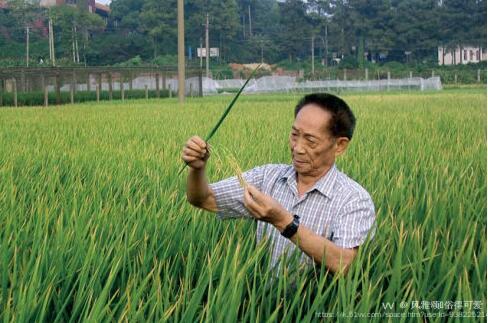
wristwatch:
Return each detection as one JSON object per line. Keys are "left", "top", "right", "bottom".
{"left": 281, "top": 214, "right": 300, "bottom": 239}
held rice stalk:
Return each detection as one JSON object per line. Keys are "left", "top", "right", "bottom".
{"left": 178, "top": 64, "right": 261, "bottom": 175}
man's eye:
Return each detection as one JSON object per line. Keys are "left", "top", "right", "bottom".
{"left": 307, "top": 139, "right": 317, "bottom": 146}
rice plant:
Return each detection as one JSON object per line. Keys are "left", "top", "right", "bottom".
{"left": 0, "top": 89, "right": 486, "bottom": 321}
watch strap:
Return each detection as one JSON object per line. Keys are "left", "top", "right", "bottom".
{"left": 281, "top": 214, "right": 300, "bottom": 238}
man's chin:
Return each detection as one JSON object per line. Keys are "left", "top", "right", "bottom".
{"left": 292, "top": 161, "right": 310, "bottom": 172}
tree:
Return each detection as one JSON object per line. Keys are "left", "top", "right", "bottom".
{"left": 392, "top": 0, "right": 439, "bottom": 63}
{"left": 0, "top": 0, "right": 485, "bottom": 66}
{"left": 438, "top": 0, "right": 486, "bottom": 64}
{"left": 208, "top": 0, "right": 239, "bottom": 62}
{"left": 307, "top": 0, "right": 333, "bottom": 65}
{"left": 277, "top": 0, "right": 312, "bottom": 62}
{"left": 185, "top": 0, "right": 239, "bottom": 63}
{"left": 472, "top": 0, "right": 487, "bottom": 52}
{"left": 110, "top": 0, "right": 146, "bottom": 31}
{"left": 139, "top": 0, "right": 177, "bottom": 58}
{"left": 348, "top": 0, "right": 395, "bottom": 64}
{"left": 327, "top": 0, "right": 354, "bottom": 61}
{"left": 50, "top": 5, "right": 80, "bottom": 63}
{"left": 50, "top": 4, "right": 104, "bottom": 65}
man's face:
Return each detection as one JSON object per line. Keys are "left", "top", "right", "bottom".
{"left": 289, "top": 104, "right": 348, "bottom": 177}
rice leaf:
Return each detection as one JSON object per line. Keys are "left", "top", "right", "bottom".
{"left": 178, "top": 64, "right": 261, "bottom": 175}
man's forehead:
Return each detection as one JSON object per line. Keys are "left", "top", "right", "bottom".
{"left": 293, "top": 104, "right": 330, "bottom": 135}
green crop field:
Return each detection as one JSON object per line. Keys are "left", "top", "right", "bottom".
{"left": 0, "top": 89, "right": 486, "bottom": 321}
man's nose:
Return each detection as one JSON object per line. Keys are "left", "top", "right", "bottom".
{"left": 293, "top": 138, "right": 306, "bottom": 154}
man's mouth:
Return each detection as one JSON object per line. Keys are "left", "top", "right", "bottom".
{"left": 293, "top": 158, "right": 307, "bottom": 164}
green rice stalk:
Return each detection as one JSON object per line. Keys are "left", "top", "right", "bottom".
{"left": 178, "top": 64, "right": 262, "bottom": 175}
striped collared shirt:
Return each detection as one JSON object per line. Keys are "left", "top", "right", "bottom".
{"left": 208, "top": 163, "right": 376, "bottom": 267}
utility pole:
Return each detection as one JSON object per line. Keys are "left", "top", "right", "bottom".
{"left": 260, "top": 40, "right": 264, "bottom": 64}
{"left": 48, "top": 18, "right": 52, "bottom": 64}
{"left": 324, "top": 24, "right": 328, "bottom": 67}
{"left": 205, "top": 13, "right": 210, "bottom": 78}
{"left": 311, "top": 35, "right": 315, "bottom": 76}
{"left": 248, "top": 5, "right": 252, "bottom": 37}
{"left": 72, "top": 25, "right": 76, "bottom": 63}
{"left": 48, "top": 16, "right": 55, "bottom": 66}
{"left": 74, "top": 25, "right": 79, "bottom": 63}
{"left": 25, "top": 26, "right": 29, "bottom": 67}
{"left": 200, "top": 37, "right": 203, "bottom": 69}
{"left": 51, "top": 20, "right": 55, "bottom": 66}
{"left": 242, "top": 15, "right": 245, "bottom": 38}
{"left": 177, "top": 0, "right": 185, "bottom": 103}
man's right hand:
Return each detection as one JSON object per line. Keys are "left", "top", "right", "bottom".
{"left": 182, "top": 136, "right": 210, "bottom": 170}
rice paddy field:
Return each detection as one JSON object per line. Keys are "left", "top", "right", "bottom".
{"left": 0, "top": 89, "right": 486, "bottom": 321}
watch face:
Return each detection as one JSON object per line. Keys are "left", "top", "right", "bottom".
{"left": 282, "top": 217, "right": 299, "bottom": 238}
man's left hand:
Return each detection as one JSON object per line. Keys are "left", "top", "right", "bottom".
{"left": 243, "top": 184, "right": 293, "bottom": 231}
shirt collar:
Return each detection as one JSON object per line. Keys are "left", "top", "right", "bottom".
{"left": 280, "top": 164, "right": 338, "bottom": 199}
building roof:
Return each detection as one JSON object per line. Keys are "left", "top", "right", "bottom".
{"left": 95, "top": 2, "right": 110, "bottom": 13}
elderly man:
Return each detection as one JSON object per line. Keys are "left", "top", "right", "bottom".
{"left": 182, "top": 93, "right": 376, "bottom": 274}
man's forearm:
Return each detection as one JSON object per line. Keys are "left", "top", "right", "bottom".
{"left": 186, "top": 167, "right": 211, "bottom": 206}
{"left": 290, "top": 225, "right": 355, "bottom": 274}
{"left": 274, "top": 212, "right": 355, "bottom": 274}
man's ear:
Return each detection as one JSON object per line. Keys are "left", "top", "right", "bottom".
{"left": 334, "top": 137, "right": 350, "bottom": 157}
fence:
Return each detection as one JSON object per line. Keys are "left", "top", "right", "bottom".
{"left": 0, "top": 67, "right": 204, "bottom": 107}
{"left": 0, "top": 66, "right": 483, "bottom": 107}
{"left": 197, "top": 76, "right": 441, "bottom": 94}
{"left": 294, "top": 67, "right": 486, "bottom": 84}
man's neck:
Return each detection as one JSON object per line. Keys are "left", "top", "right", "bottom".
{"left": 296, "top": 164, "right": 333, "bottom": 193}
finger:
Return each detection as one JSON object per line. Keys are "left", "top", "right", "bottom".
{"left": 244, "top": 187, "right": 264, "bottom": 217}
{"left": 182, "top": 154, "right": 198, "bottom": 163}
{"left": 183, "top": 147, "right": 202, "bottom": 158}
{"left": 243, "top": 194, "right": 260, "bottom": 218}
{"left": 246, "top": 185, "right": 264, "bottom": 204}
{"left": 247, "top": 184, "right": 257, "bottom": 195}
{"left": 192, "top": 136, "right": 207, "bottom": 149}
{"left": 203, "top": 144, "right": 212, "bottom": 160}
{"left": 247, "top": 184, "right": 258, "bottom": 195}
{"left": 202, "top": 149, "right": 210, "bottom": 161}
{"left": 186, "top": 145, "right": 207, "bottom": 159}
{"left": 187, "top": 140, "right": 205, "bottom": 153}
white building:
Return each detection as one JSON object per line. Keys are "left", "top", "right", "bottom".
{"left": 438, "top": 46, "right": 486, "bottom": 65}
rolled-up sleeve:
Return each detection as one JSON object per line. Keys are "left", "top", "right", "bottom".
{"left": 208, "top": 165, "right": 267, "bottom": 220}
{"left": 330, "top": 194, "right": 376, "bottom": 249}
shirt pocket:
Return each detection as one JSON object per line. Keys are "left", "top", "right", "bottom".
{"left": 320, "top": 219, "right": 334, "bottom": 241}
{"left": 294, "top": 203, "right": 332, "bottom": 237}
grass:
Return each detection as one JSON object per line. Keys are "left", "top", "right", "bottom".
{"left": 0, "top": 90, "right": 486, "bottom": 321}
{"left": 0, "top": 89, "right": 173, "bottom": 107}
